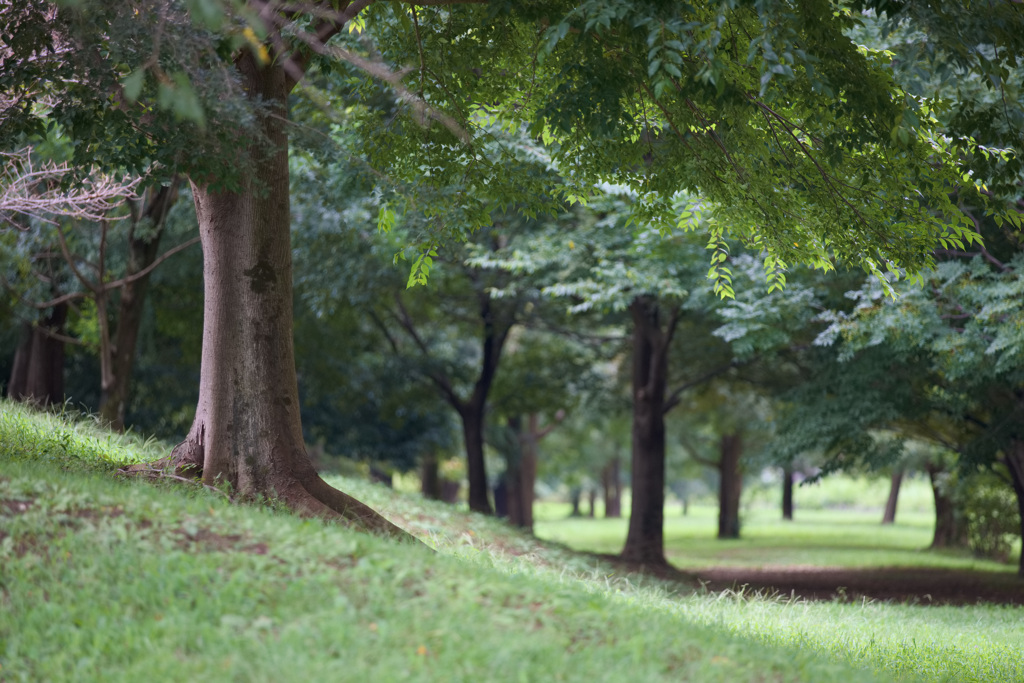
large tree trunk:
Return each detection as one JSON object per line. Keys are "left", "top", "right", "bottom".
{"left": 602, "top": 454, "right": 622, "bottom": 518}
{"left": 926, "top": 462, "right": 967, "bottom": 550}
{"left": 7, "top": 305, "right": 67, "bottom": 406}
{"left": 1003, "top": 440, "right": 1024, "bottom": 578}
{"left": 167, "top": 56, "right": 405, "bottom": 539}
{"left": 882, "top": 469, "right": 903, "bottom": 525}
{"left": 98, "top": 180, "right": 181, "bottom": 431}
{"left": 621, "top": 297, "right": 672, "bottom": 566}
{"left": 718, "top": 432, "right": 743, "bottom": 539}
{"left": 781, "top": 465, "right": 794, "bottom": 521}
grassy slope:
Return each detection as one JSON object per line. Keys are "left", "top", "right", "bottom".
{"left": 0, "top": 402, "right": 1020, "bottom": 683}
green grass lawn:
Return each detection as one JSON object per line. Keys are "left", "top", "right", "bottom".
{"left": 2, "top": 401, "right": 1022, "bottom": 682}
{"left": 536, "top": 504, "right": 1017, "bottom": 572}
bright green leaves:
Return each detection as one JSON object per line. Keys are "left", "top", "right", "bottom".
{"left": 706, "top": 231, "right": 733, "bottom": 300}
{"left": 763, "top": 254, "right": 787, "bottom": 294}
{"left": 407, "top": 246, "right": 437, "bottom": 288}
{"left": 377, "top": 205, "right": 397, "bottom": 234}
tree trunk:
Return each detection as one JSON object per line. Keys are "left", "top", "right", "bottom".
{"left": 601, "top": 454, "right": 622, "bottom": 518}
{"left": 882, "top": 469, "right": 903, "bottom": 525}
{"left": 7, "top": 305, "right": 67, "bottom": 406}
{"left": 718, "top": 432, "right": 743, "bottom": 539}
{"left": 421, "top": 454, "right": 442, "bottom": 500}
{"left": 926, "top": 462, "right": 967, "bottom": 550}
{"left": 569, "top": 487, "right": 582, "bottom": 517}
{"left": 99, "top": 179, "right": 181, "bottom": 431}
{"left": 517, "top": 413, "right": 541, "bottom": 532}
{"left": 587, "top": 488, "right": 596, "bottom": 518}
{"left": 1003, "top": 440, "right": 1024, "bottom": 578}
{"left": 167, "top": 56, "right": 405, "bottom": 539}
{"left": 7, "top": 321, "right": 33, "bottom": 401}
{"left": 458, "top": 399, "right": 493, "bottom": 514}
{"left": 621, "top": 297, "right": 671, "bottom": 566}
{"left": 781, "top": 465, "right": 794, "bottom": 521}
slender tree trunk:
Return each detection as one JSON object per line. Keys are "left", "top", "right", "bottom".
{"left": 166, "top": 56, "right": 404, "bottom": 539}
{"left": 621, "top": 297, "right": 671, "bottom": 566}
{"left": 1003, "top": 440, "right": 1024, "bottom": 578}
{"left": 8, "top": 305, "right": 67, "bottom": 406}
{"left": 926, "top": 462, "right": 967, "bottom": 549}
{"left": 602, "top": 454, "right": 622, "bottom": 518}
{"left": 781, "top": 465, "right": 794, "bottom": 521}
{"left": 420, "top": 454, "right": 442, "bottom": 500}
{"left": 460, "top": 401, "right": 492, "bottom": 514}
{"left": 501, "top": 415, "right": 523, "bottom": 524}
{"left": 99, "top": 180, "right": 181, "bottom": 431}
{"left": 569, "top": 487, "right": 582, "bottom": 517}
{"left": 882, "top": 469, "right": 903, "bottom": 525}
{"left": 518, "top": 413, "right": 541, "bottom": 532}
{"left": 718, "top": 432, "right": 743, "bottom": 539}
{"left": 587, "top": 488, "right": 596, "bottom": 518}
{"left": 7, "top": 321, "right": 33, "bottom": 401}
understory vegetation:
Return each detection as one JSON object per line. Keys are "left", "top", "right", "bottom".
{"left": 2, "top": 403, "right": 1021, "bottom": 683}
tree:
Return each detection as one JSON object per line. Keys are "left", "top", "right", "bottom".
{"left": 2, "top": 0, "right": 991, "bottom": 534}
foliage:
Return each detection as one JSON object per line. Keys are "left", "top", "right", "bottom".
{"left": 856, "top": 0, "right": 1024, "bottom": 201}
{"left": 962, "top": 469, "right": 1022, "bottom": 562}
{"left": 4, "top": 0, "right": 1002, "bottom": 290}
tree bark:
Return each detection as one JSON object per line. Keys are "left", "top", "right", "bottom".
{"left": 587, "top": 488, "right": 596, "bottom": 518}
{"left": 926, "top": 461, "right": 967, "bottom": 550}
{"left": 518, "top": 413, "right": 541, "bottom": 531}
{"left": 601, "top": 454, "right": 622, "bottom": 518}
{"left": 7, "top": 322, "right": 33, "bottom": 401}
{"left": 781, "top": 465, "right": 794, "bottom": 521}
{"left": 1003, "top": 440, "right": 1024, "bottom": 578}
{"left": 621, "top": 297, "right": 672, "bottom": 566}
{"left": 569, "top": 487, "right": 582, "bottom": 517}
{"left": 718, "top": 432, "right": 743, "bottom": 539}
{"left": 7, "top": 305, "right": 67, "bottom": 406}
{"left": 460, "top": 399, "right": 492, "bottom": 514}
{"left": 166, "top": 55, "right": 406, "bottom": 539}
{"left": 98, "top": 179, "right": 181, "bottom": 431}
{"left": 882, "top": 469, "right": 903, "bottom": 525}
{"left": 421, "top": 453, "right": 442, "bottom": 500}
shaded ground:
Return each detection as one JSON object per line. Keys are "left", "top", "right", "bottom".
{"left": 694, "top": 566, "right": 1024, "bottom": 606}
{"left": 593, "top": 552, "right": 1024, "bottom": 605}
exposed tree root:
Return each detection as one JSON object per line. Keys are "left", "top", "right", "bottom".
{"left": 126, "top": 452, "right": 419, "bottom": 544}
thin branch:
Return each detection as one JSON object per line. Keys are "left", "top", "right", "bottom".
{"left": 56, "top": 223, "right": 100, "bottom": 295}
{"left": 97, "top": 235, "right": 200, "bottom": 293}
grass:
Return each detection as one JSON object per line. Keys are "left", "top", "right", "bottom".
{"left": 536, "top": 504, "right": 1017, "bottom": 572}
{"left": 1, "top": 400, "right": 1022, "bottom": 682}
